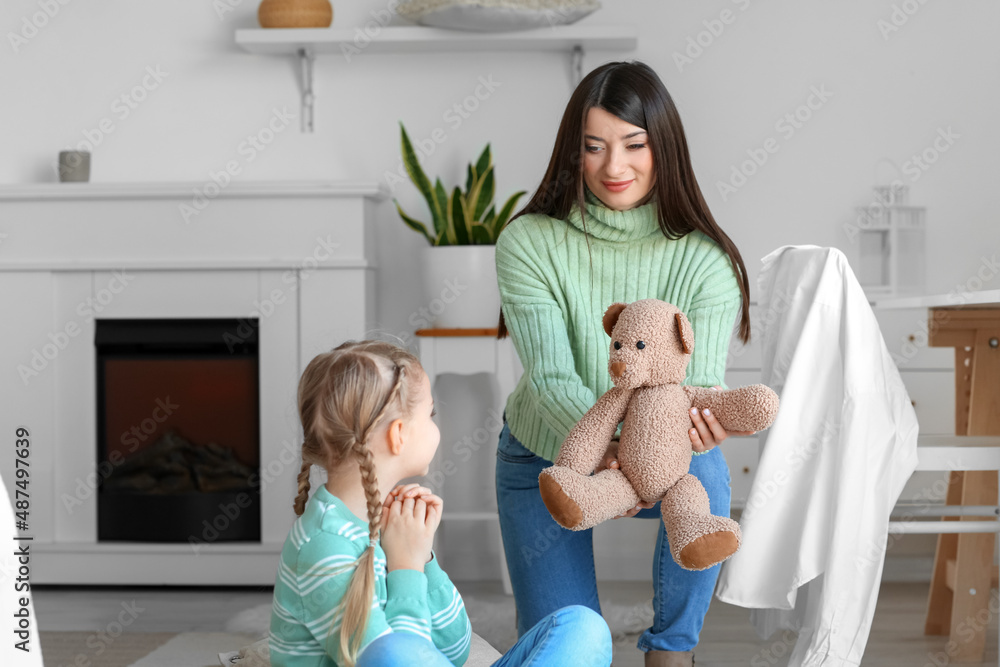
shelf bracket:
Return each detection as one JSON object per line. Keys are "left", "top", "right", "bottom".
{"left": 298, "top": 47, "right": 315, "bottom": 133}
{"left": 570, "top": 44, "right": 584, "bottom": 87}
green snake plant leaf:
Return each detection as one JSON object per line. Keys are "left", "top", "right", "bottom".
{"left": 396, "top": 125, "right": 521, "bottom": 245}
{"left": 470, "top": 223, "right": 493, "bottom": 245}
{"left": 464, "top": 164, "right": 489, "bottom": 225}
{"left": 465, "top": 163, "right": 476, "bottom": 195}
{"left": 433, "top": 178, "right": 449, "bottom": 243}
{"left": 482, "top": 204, "right": 497, "bottom": 238}
{"left": 492, "top": 190, "right": 527, "bottom": 239}
{"left": 474, "top": 143, "right": 491, "bottom": 182}
{"left": 440, "top": 192, "right": 457, "bottom": 246}
{"left": 393, "top": 200, "right": 435, "bottom": 245}
{"left": 471, "top": 166, "right": 495, "bottom": 222}
{"left": 449, "top": 186, "right": 471, "bottom": 246}
{"left": 400, "top": 123, "right": 445, "bottom": 233}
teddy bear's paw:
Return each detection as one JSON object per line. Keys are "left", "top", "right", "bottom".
{"left": 539, "top": 469, "right": 585, "bottom": 529}
{"left": 677, "top": 529, "right": 740, "bottom": 571}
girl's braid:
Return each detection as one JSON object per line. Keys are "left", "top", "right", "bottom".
{"left": 293, "top": 460, "right": 312, "bottom": 516}
{"left": 354, "top": 364, "right": 406, "bottom": 542}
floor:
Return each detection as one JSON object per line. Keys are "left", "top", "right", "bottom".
{"left": 34, "top": 581, "right": 998, "bottom": 666}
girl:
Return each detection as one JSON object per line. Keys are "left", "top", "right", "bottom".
{"left": 270, "top": 339, "right": 613, "bottom": 667}
{"left": 494, "top": 61, "right": 754, "bottom": 667}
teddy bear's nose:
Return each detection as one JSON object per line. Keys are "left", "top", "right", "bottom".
{"left": 610, "top": 361, "right": 627, "bottom": 378}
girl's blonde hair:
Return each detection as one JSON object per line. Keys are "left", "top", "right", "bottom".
{"left": 294, "top": 339, "right": 423, "bottom": 667}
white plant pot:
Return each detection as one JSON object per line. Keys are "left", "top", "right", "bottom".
{"left": 418, "top": 245, "right": 500, "bottom": 329}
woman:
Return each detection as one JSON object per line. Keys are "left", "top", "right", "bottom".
{"left": 493, "top": 60, "right": 753, "bottom": 667}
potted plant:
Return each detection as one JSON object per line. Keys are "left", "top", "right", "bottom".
{"left": 394, "top": 122, "right": 525, "bottom": 328}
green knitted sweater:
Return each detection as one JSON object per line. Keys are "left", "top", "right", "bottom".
{"left": 495, "top": 189, "right": 741, "bottom": 462}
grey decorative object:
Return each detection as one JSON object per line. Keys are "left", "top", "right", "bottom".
{"left": 397, "top": 0, "right": 601, "bottom": 31}
{"left": 58, "top": 150, "right": 90, "bottom": 182}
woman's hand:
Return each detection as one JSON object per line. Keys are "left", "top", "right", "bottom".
{"left": 613, "top": 499, "right": 656, "bottom": 519}
{"left": 380, "top": 485, "right": 442, "bottom": 572}
{"left": 689, "top": 386, "right": 755, "bottom": 453}
{"left": 595, "top": 439, "right": 656, "bottom": 519}
{"left": 594, "top": 438, "right": 620, "bottom": 473}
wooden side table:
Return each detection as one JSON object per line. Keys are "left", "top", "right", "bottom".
{"left": 877, "top": 290, "right": 1000, "bottom": 661}
{"left": 415, "top": 328, "right": 521, "bottom": 595}
{"left": 924, "top": 303, "right": 1000, "bottom": 661}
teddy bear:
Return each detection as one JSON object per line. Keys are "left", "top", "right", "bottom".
{"left": 538, "top": 299, "right": 780, "bottom": 571}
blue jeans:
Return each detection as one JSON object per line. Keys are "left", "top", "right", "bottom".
{"left": 357, "top": 605, "right": 611, "bottom": 667}
{"left": 495, "top": 419, "right": 732, "bottom": 653}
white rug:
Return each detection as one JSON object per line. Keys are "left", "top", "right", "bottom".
{"left": 128, "top": 632, "right": 258, "bottom": 667}
{"left": 225, "top": 604, "right": 273, "bottom": 639}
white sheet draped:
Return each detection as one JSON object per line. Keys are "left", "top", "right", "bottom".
{"left": 715, "top": 245, "right": 919, "bottom": 666}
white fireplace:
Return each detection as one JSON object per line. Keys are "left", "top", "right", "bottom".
{"left": 0, "top": 181, "right": 385, "bottom": 585}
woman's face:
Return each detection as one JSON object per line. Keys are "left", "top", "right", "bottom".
{"left": 582, "top": 107, "right": 655, "bottom": 211}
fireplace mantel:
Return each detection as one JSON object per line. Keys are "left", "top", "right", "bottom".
{"left": 0, "top": 181, "right": 386, "bottom": 584}
{"left": 0, "top": 180, "right": 385, "bottom": 200}
{"left": 0, "top": 180, "right": 387, "bottom": 271}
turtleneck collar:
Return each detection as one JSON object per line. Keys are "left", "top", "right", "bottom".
{"left": 565, "top": 187, "right": 662, "bottom": 243}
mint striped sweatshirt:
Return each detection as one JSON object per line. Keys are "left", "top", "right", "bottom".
{"left": 495, "top": 188, "right": 741, "bottom": 462}
{"left": 269, "top": 485, "right": 472, "bottom": 666}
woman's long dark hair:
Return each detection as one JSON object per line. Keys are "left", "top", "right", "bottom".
{"left": 496, "top": 60, "right": 752, "bottom": 344}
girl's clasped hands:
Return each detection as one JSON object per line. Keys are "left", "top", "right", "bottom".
{"left": 379, "top": 483, "right": 442, "bottom": 572}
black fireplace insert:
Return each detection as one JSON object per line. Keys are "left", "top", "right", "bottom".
{"left": 95, "top": 318, "right": 261, "bottom": 543}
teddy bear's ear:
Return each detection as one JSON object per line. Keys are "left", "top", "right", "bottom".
{"left": 675, "top": 312, "right": 694, "bottom": 355}
{"left": 603, "top": 303, "right": 627, "bottom": 337}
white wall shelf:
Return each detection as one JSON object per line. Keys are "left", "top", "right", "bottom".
{"left": 234, "top": 25, "right": 638, "bottom": 132}
{"left": 234, "top": 25, "right": 637, "bottom": 55}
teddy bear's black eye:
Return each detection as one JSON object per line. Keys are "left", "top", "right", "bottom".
{"left": 636, "top": 341, "right": 645, "bottom": 350}
{"left": 614, "top": 341, "right": 621, "bottom": 350}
